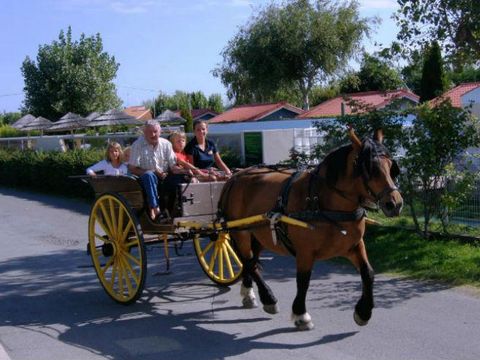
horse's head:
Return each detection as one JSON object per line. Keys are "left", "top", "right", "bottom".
{"left": 350, "top": 128, "right": 403, "bottom": 217}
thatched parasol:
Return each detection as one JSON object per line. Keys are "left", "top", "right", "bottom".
{"left": 155, "top": 109, "right": 186, "bottom": 124}
{"left": 21, "top": 116, "right": 53, "bottom": 134}
{"left": 48, "top": 112, "right": 89, "bottom": 133}
{"left": 87, "top": 109, "right": 142, "bottom": 127}
{"left": 11, "top": 114, "right": 36, "bottom": 130}
{"left": 86, "top": 111, "right": 100, "bottom": 121}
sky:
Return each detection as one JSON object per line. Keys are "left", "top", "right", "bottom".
{"left": 0, "top": 0, "right": 400, "bottom": 114}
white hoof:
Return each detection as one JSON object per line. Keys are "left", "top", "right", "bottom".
{"left": 240, "top": 285, "right": 258, "bottom": 309}
{"left": 263, "top": 303, "right": 279, "bottom": 314}
{"left": 291, "top": 312, "right": 314, "bottom": 331}
{"left": 353, "top": 311, "right": 369, "bottom": 326}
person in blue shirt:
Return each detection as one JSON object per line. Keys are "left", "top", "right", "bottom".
{"left": 185, "top": 120, "right": 232, "bottom": 180}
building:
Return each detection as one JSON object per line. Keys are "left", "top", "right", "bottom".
{"left": 173, "top": 109, "right": 219, "bottom": 122}
{"left": 429, "top": 82, "right": 480, "bottom": 118}
{"left": 208, "top": 102, "right": 304, "bottom": 124}
{"left": 297, "top": 89, "right": 419, "bottom": 118}
{"left": 123, "top": 106, "right": 153, "bottom": 120}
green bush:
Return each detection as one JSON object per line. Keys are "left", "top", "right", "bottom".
{"left": 0, "top": 148, "right": 103, "bottom": 199}
{"left": 0, "top": 125, "right": 22, "bottom": 138}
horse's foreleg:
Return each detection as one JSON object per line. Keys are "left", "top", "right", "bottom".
{"left": 347, "top": 239, "right": 374, "bottom": 326}
{"left": 291, "top": 270, "right": 314, "bottom": 330}
{"left": 291, "top": 253, "right": 314, "bottom": 330}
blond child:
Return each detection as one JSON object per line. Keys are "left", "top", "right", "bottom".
{"left": 169, "top": 131, "right": 215, "bottom": 182}
{"left": 86, "top": 142, "right": 128, "bottom": 176}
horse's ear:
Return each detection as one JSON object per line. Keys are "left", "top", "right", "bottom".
{"left": 374, "top": 128, "right": 384, "bottom": 143}
{"left": 348, "top": 125, "right": 362, "bottom": 150}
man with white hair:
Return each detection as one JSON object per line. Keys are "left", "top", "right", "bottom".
{"left": 128, "top": 120, "right": 177, "bottom": 221}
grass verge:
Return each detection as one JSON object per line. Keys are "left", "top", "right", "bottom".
{"left": 363, "top": 226, "right": 480, "bottom": 288}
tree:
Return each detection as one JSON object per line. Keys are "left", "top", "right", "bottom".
{"left": 394, "top": 0, "right": 480, "bottom": 64}
{"left": 446, "top": 64, "right": 480, "bottom": 85}
{"left": 0, "top": 111, "right": 21, "bottom": 126}
{"left": 190, "top": 91, "right": 208, "bottom": 109}
{"left": 399, "top": 100, "right": 479, "bottom": 236}
{"left": 339, "top": 53, "right": 404, "bottom": 93}
{"left": 213, "top": 0, "right": 373, "bottom": 109}
{"left": 419, "top": 42, "right": 448, "bottom": 103}
{"left": 208, "top": 94, "right": 224, "bottom": 113}
{"left": 21, "top": 27, "right": 121, "bottom": 119}
{"left": 400, "top": 49, "right": 425, "bottom": 96}
{"left": 181, "top": 108, "right": 193, "bottom": 133}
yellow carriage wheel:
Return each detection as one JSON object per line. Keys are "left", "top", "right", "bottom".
{"left": 193, "top": 232, "right": 243, "bottom": 286}
{"left": 88, "top": 193, "right": 146, "bottom": 305}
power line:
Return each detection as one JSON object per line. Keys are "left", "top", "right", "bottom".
{"left": 0, "top": 93, "right": 23, "bottom": 98}
{"left": 117, "top": 85, "right": 160, "bottom": 93}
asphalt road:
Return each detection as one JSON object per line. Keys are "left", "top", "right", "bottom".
{"left": 0, "top": 186, "right": 479, "bottom": 360}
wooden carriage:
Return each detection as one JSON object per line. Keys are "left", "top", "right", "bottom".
{"left": 82, "top": 175, "right": 243, "bottom": 304}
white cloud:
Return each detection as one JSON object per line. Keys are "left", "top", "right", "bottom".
{"left": 359, "top": 0, "right": 398, "bottom": 10}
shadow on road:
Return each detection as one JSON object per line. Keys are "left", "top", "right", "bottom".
{"left": 0, "top": 186, "right": 90, "bottom": 216}
{"left": 0, "top": 242, "right": 453, "bottom": 359}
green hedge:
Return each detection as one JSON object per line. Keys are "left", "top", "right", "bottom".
{"left": 0, "top": 149, "right": 103, "bottom": 200}
{"left": 0, "top": 147, "right": 242, "bottom": 200}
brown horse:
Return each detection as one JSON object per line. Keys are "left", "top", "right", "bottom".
{"left": 218, "top": 129, "right": 403, "bottom": 330}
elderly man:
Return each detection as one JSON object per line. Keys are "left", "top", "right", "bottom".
{"left": 129, "top": 120, "right": 177, "bottom": 221}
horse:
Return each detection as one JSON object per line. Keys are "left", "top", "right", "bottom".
{"left": 218, "top": 128, "right": 403, "bottom": 330}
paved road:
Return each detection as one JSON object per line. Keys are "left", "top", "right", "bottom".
{"left": 0, "top": 186, "right": 479, "bottom": 360}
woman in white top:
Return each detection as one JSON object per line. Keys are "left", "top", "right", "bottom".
{"left": 86, "top": 142, "right": 128, "bottom": 176}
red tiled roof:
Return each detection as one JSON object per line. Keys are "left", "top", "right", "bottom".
{"left": 124, "top": 106, "right": 152, "bottom": 120}
{"left": 208, "top": 102, "right": 305, "bottom": 123}
{"left": 429, "top": 82, "right": 480, "bottom": 107}
{"left": 297, "top": 89, "right": 419, "bottom": 118}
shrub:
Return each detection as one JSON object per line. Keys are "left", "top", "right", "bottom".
{"left": 0, "top": 148, "right": 103, "bottom": 199}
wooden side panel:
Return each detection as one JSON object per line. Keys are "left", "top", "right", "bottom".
{"left": 179, "top": 181, "right": 226, "bottom": 217}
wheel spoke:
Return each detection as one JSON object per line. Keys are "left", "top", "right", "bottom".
{"left": 118, "top": 256, "right": 133, "bottom": 296}
{"left": 199, "top": 240, "right": 214, "bottom": 258}
{"left": 100, "top": 257, "right": 114, "bottom": 277}
{"left": 222, "top": 242, "right": 234, "bottom": 279}
{"left": 117, "top": 205, "right": 125, "bottom": 240}
{"left": 218, "top": 243, "right": 224, "bottom": 280}
{"left": 94, "top": 210, "right": 113, "bottom": 240}
{"left": 208, "top": 245, "right": 219, "bottom": 274}
{"left": 99, "top": 202, "right": 115, "bottom": 239}
{"left": 94, "top": 232, "right": 109, "bottom": 242}
{"left": 108, "top": 198, "right": 117, "bottom": 238}
{"left": 121, "top": 221, "right": 134, "bottom": 243}
{"left": 121, "top": 254, "right": 140, "bottom": 285}
{"left": 124, "top": 239, "right": 139, "bottom": 248}
{"left": 224, "top": 240, "right": 242, "bottom": 267}
{"left": 123, "top": 250, "right": 141, "bottom": 266}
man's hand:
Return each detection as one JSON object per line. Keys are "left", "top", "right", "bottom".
{"left": 155, "top": 168, "right": 167, "bottom": 179}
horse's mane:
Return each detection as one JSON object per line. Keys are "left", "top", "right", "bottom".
{"left": 322, "top": 137, "right": 391, "bottom": 186}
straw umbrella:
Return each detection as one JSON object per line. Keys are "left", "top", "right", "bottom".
{"left": 21, "top": 116, "right": 53, "bottom": 135}
{"left": 11, "top": 114, "right": 36, "bottom": 130}
{"left": 155, "top": 109, "right": 186, "bottom": 124}
{"left": 87, "top": 109, "right": 142, "bottom": 128}
{"left": 86, "top": 111, "right": 100, "bottom": 122}
{"left": 48, "top": 112, "right": 89, "bottom": 133}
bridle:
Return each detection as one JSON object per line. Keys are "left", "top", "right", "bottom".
{"left": 359, "top": 154, "right": 398, "bottom": 204}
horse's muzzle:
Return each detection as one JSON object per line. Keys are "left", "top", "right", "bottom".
{"left": 380, "top": 191, "right": 403, "bottom": 217}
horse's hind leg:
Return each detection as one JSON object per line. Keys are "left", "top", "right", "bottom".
{"left": 346, "top": 239, "right": 374, "bottom": 326}
{"left": 236, "top": 233, "right": 279, "bottom": 314}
